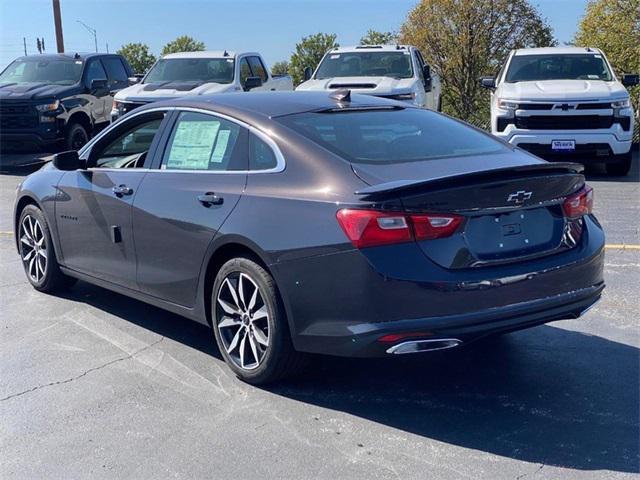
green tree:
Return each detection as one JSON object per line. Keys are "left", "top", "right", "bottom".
{"left": 360, "top": 30, "right": 398, "bottom": 45}
{"left": 161, "top": 35, "right": 205, "bottom": 56}
{"left": 289, "top": 33, "right": 339, "bottom": 85}
{"left": 400, "top": 0, "right": 556, "bottom": 125}
{"left": 116, "top": 42, "right": 156, "bottom": 74}
{"left": 574, "top": 0, "right": 640, "bottom": 111}
{"left": 271, "top": 60, "right": 290, "bottom": 76}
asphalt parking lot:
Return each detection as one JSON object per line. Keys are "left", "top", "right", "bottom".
{"left": 1, "top": 153, "right": 638, "bottom": 479}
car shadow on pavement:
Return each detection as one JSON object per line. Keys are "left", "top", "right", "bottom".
{"left": 583, "top": 150, "right": 639, "bottom": 183}
{"left": 62, "top": 281, "right": 639, "bottom": 474}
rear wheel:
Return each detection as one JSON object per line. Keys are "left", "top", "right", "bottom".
{"left": 212, "top": 257, "right": 306, "bottom": 384}
{"left": 18, "top": 205, "right": 76, "bottom": 292}
{"left": 605, "top": 151, "right": 632, "bottom": 176}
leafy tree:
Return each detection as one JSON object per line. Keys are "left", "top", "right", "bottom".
{"left": 360, "top": 30, "right": 398, "bottom": 45}
{"left": 161, "top": 35, "right": 206, "bottom": 56}
{"left": 289, "top": 33, "right": 339, "bottom": 85}
{"left": 271, "top": 60, "right": 290, "bottom": 76}
{"left": 574, "top": 0, "right": 639, "bottom": 110}
{"left": 116, "top": 42, "right": 156, "bottom": 74}
{"left": 400, "top": 0, "right": 556, "bottom": 125}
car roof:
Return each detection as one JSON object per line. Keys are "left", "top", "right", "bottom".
{"left": 137, "top": 91, "right": 409, "bottom": 123}
{"left": 513, "top": 47, "right": 602, "bottom": 56}
{"left": 329, "top": 45, "right": 412, "bottom": 54}
{"left": 162, "top": 51, "right": 251, "bottom": 59}
{"left": 14, "top": 53, "right": 115, "bottom": 62}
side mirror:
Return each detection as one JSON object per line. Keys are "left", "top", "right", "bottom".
{"left": 90, "top": 78, "right": 108, "bottom": 92}
{"left": 479, "top": 76, "right": 496, "bottom": 89}
{"left": 422, "top": 65, "right": 432, "bottom": 92}
{"left": 622, "top": 74, "right": 639, "bottom": 87}
{"left": 244, "top": 76, "right": 263, "bottom": 91}
{"left": 52, "top": 150, "right": 84, "bottom": 171}
{"left": 303, "top": 66, "right": 313, "bottom": 82}
{"left": 127, "top": 76, "right": 142, "bottom": 86}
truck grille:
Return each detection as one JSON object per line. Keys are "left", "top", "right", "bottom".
{"left": 0, "top": 103, "right": 38, "bottom": 130}
{"left": 515, "top": 115, "right": 614, "bottom": 130}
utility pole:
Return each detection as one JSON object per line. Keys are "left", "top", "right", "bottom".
{"left": 52, "top": 0, "right": 64, "bottom": 53}
{"left": 23, "top": 37, "right": 27, "bottom": 56}
{"left": 77, "top": 20, "right": 97, "bottom": 52}
{"left": 106, "top": 42, "right": 109, "bottom": 53}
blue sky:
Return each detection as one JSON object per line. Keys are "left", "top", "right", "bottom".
{"left": 0, "top": 0, "right": 588, "bottom": 70}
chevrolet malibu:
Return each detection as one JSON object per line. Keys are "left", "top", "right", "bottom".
{"left": 14, "top": 91, "right": 605, "bottom": 384}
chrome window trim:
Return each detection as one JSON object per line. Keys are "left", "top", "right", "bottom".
{"left": 78, "top": 106, "right": 286, "bottom": 174}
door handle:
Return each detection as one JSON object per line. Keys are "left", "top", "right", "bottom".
{"left": 112, "top": 184, "right": 133, "bottom": 196}
{"left": 197, "top": 192, "right": 224, "bottom": 206}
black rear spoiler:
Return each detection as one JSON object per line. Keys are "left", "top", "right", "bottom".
{"left": 354, "top": 162, "right": 584, "bottom": 197}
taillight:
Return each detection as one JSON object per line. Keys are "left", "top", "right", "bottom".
{"left": 336, "top": 209, "right": 463, "bottom": 249}
{"left": 563, "top": 185, "right": 594, "bottom": 219}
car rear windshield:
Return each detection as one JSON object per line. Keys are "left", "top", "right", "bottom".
{"left": 144, "top": 58, "right": 235, "bottom": 84}
{"left": 276, "top": 108, "right": 506, "bottom": 164}
{"left": 505, "top": 54, "right": 613, "bottom": 82}
{"left": 315, "top": 51, "right": 413, "bottom": 79}
{"left": 0, "top": 58, "right": 83, "bottom": 85}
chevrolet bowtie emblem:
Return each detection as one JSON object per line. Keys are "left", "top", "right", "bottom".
{"left": 507, "top": 190, "right": 532, "bottom": 204}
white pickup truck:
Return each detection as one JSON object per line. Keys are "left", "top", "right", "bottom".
{"left": 481, "top": 47, "right": 638, "bottom": 176}
{"left": 295, "top": 45, "right": 441, "bottom": 111}
{"left": 111, "top": 51, "right": 293, "bottom": 121}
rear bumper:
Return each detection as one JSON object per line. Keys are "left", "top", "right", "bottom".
{"left": 274, "top": 216, "right": 605, "bottom": 357}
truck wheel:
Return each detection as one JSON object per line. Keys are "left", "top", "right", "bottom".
{"left": 212, "top": 257, "right": 307, "bottom": 384}
{"left": 605, "top": 151, "right": 632, "bottom": 176}
{"left": 437, "top": 98, "right": 442, "bottom": 112}
{"left": 65, "top": 123, "right": 89, "bottom": 151}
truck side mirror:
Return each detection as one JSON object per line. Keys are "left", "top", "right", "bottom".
{"left": 53, "top": 150, "right": 84, "bottom": 171}
{"left": 244, "top": 76, "right": 263, "bottom": 91}
{"left": 479, "top": 76, "right": 496, "bottom": 89}
{"left": 303, "top": 66, "right": 313, "bottom": 82}
{"left": 90, "top": 78, "right": 108, "bottom": 92}
{"left": 422, "top": 65, "right": 432, "bottom": 92}
{"left": 622, "top": 74, "right": 639, "bottom": 87}
{"left": 128, "top": 76, "right": 142, "bottom": 86}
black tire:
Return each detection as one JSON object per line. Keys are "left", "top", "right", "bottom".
{"left": 436, "top": 97, "right": 442, "bottom": 112}
{"left": 18, "top": 205, "right": 77, "bottom": 292}
{"left": 211, "top": 257, "right": 307, "bottom": 384}
{"left": 605, "top": 151, "right": 632, "bottom": 176}
{"left": 64, "top": 122, "right": 89, "bottom": 151}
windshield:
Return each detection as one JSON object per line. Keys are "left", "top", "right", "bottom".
{"left": 0, "top": 58, "right": 83, "bottom": 85}
{"left": 505, "top": 54, "right": 613, "bottom": 82}
{"left": 144, "top": 58, "right": 235, "bottom": 84}
{"left": 315, "top": 51, "right": 413, "bottom": 80}
{"left": 277, "top": 108, "right": 505, "bottom": 164}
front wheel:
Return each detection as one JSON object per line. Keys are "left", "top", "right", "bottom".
{"left": 605, "top": 151, "right": 632, "bottom": 176}
{"left": 18, "top": 205, "right": 76, "bottom": 292}
{"left": 64, "top": 122, "right": 89, "bottom": 151}
{"left": 212, "top": 257, "right": 306, "bottom": 384}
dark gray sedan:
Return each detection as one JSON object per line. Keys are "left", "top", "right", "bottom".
{"left": 13, "top": 91, "right": 604, "bottom": 384}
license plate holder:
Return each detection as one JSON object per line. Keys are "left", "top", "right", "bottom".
{"left": 551, "top": 140, "right": 575, "bottom": 152}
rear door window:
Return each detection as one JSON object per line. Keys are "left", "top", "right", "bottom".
{"left": 161, "top": 111, "right": 247, "bottom": 171}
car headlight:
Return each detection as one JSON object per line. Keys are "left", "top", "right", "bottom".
{"left": 35, "top": 100, "right": 60, "bottom": 112}
{"left": 497, "top": 98, "right": 518, "bottom": 110}
{"left": 612, "top": 98, "right": 631, "bottom": 108}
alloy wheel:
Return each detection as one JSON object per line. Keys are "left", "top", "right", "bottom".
{"left": 216, "top": 272, "right": 270, "bottom": 370}
{"left": 20, "top": 215, "right": 47, "bottom": 283}
{"left": 71, "top": 129, "right": 88, "bottom": 150}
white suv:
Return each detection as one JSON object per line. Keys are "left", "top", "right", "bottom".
{"left": 481, "top": 47, "right": 638, "bottom": 175}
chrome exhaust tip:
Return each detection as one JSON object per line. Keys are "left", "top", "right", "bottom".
{"left": 386, "top": 338, "right": 462, "bottom": 355}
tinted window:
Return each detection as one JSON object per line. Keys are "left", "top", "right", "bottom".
{"left": 85, "top": 59, "right": 107, "bottom": 82}
{"left": 315, "top": 52, "right": 413, "bottom": 79}
{"left": 0, "top": 58, "right": 83, "bottom": 85}
{"left": 277, "top": 108, "right": 505, "bottom": 164}
{"left": 162, "top": 112, "right": 246, "bottom": 171}
{"left": 93, "top": 116, "right": 164, "bottom": 168}
{"left": 144, "top": 58, "right": 235, "bottom": 84}
{"left": 239, "top": 58, "right": 253, "bottom": 86}
{"left": 505, "top": 54, "right": 612, "bottom": 82}
{"left": 250, "top": 134, "right": 277, "bottom": 170}
{"left": 247, "top": 56, "right": 268, "bottom": 82}
{"left": 102, "top": 57, "right": 128, "bottom": 87}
